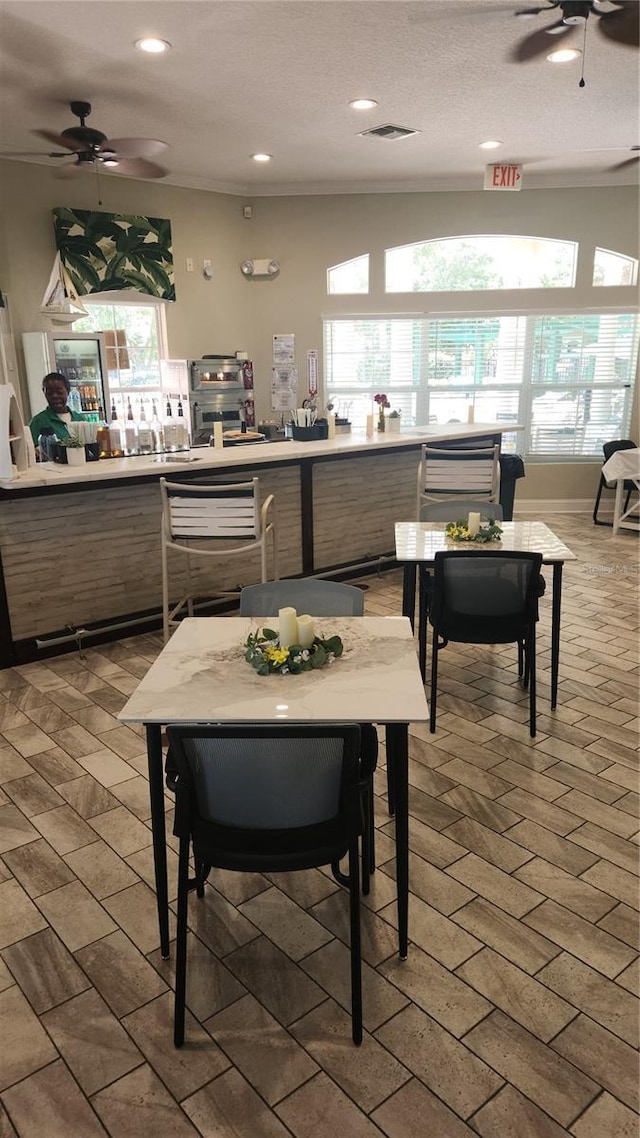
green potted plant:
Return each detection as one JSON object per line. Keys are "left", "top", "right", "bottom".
{"left": 388, "top": 408, "right": 401, "bottom": 433}
{"left": 60, "top": 432, "right": 87, "bottom": 467}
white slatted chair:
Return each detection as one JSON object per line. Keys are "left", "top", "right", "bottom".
{"left": 161, "top": 477, "right": 278, "bottom": 641}
{"left": 417, "top": 443, "right": 500, "bottom": 519}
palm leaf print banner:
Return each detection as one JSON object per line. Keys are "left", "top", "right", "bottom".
{"left": 53, "top": 207, "right": 175, "bottom": 301}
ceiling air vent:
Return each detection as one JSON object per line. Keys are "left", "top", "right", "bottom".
{"left": 359, "top": 124, "right": 420, "bottom": 141}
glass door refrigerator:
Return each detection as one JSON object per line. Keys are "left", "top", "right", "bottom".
{"left": 22, "top": 331, "right": 109, "bottom": 423}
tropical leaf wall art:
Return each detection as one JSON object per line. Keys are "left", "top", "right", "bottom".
{"left": 52, "top": 207, "right": 176, "bottom": 301}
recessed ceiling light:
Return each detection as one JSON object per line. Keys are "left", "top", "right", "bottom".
{"left": 349, "top": 98, "right": 378, "bottom": 110}
{"left": 135, "top": 38, "right": 171, "bottom": 54}
{"left": 547, "top": 47, "right": 582, "bottom": 62}
{"left": 479, "top": 140, "right": 504, "bottom": 150}
{"left": 251, "top": 153, "right": 272, "bottom": 163}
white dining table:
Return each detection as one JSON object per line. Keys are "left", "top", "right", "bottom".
{"left": 395, "top": 520, "right": 577, "bottom": 709}
{"left": 119, "top": 615, "right": 429, "bottom": 961}
{"left": 602, "top": 447, "right": 640, "bottom": 535}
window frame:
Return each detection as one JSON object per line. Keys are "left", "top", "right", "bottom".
{"left": 73, "top": 294, "right": 168, "bottom": 406}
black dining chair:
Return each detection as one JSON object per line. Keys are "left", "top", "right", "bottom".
{"left": 428, "top": 550, "right": 543, "bottom": 738}
{"left": 593, "top": 439, "right": 638, "bottom": 526}
{"left": 239, "top": 577, "right": 378, "bottom": 890}
{"left": 416, "top": 501, "right": 505, "bottom": 681}
{"left": 167, "top": 722, "right": 366, "bottom": 1047}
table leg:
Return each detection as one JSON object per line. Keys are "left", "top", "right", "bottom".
{"left": 385, "top": 723, "right": 409, "bottom": 960}
{"left": 612, "top": 478, "right": 624, "bottom": 536}
{"left": 402, "top": 564, "right": 417, "bottom": 630}
{"left": 146, "top": 723, "right": 170, "bottom": 959}
{"left": 551, "top": 563, "right": 563, "bottom": 711}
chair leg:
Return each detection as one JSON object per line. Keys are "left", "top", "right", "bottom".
{"left": 418, "top": 569, "right": 429, "bottom": 683}
{"left": 528, "top": 626, "right": 537, "bottom": 738}
{"left": 592, "top": 475, "right": 605, "bottom": 524}
{"left": 161, "top": 542, "right": 170, "bottom": 643}
{"left": 517, "top": 639, "right": 524, "bottom": 679}
{"left": 173, "top": 834, "right": 191, "bottom": 1048}
{"left": 185, "top": 554, "right": 193, "bottom": 618}
{"left": 348, "top": 833, "right": 363, "bottom": 1046}
{"left": 429, "top": 635, "right": 439, "bottom": 733}
{"left": 523, "top": 641, "right": 530, "bottom": 689}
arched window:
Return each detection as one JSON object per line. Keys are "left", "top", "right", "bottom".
{"left": 385, "top": 235, "right": 578, "bottom": 292}
{"left": 593, "top": 247, "right": 638, "bottom": 287}
{"left": 327, "top": 255, "right": 369, "bottom": 294}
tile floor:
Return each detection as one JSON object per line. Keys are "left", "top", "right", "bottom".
{"left": 0, "top": 513, "right": 638, "bottom": 1138}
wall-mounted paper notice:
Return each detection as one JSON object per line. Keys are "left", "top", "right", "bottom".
{"left": 271, "top": 366, "right": 298, "bottom": 411}
{"left": 273, "top": 334, "right": 295, "bottom": 365}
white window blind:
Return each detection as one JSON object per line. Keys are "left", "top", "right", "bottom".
{"left": 323, "top": 311, "right": 638, "bottom": 459}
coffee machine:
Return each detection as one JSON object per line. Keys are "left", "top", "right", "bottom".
{"left": 188, "top": 356, "right": 248, "bottom": 444}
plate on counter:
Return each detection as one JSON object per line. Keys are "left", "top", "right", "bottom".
{"left": 222, "top": 430, "right": 266, "bottom": 445}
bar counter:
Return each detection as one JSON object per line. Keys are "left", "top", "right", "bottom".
{"left": 0, "top": 425, "right": 507, "bottom": 665}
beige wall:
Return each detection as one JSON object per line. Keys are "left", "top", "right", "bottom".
{"left": 1, "top": 159, "right": 637, "bottom": 501}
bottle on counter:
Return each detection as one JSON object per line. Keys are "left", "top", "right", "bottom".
{"left": 137, "top": 401, "right": 153, "bottom": 455}
{"left": 96, "top": 426, "right": 112, "bottom": 459}
{"left": 124, "top": 398, "right": 139, "bottom": 456}
{"left": 176, "top": 398, "right": 190, "bottom": 451}
{"left": 150, "top": 400, "right": 164, "bottom": 453}
{"left": 109, "top": 400, "right": 124, "bottom": 458}
{"left": 163, "top": 397, "right": 178, "bottom": 452}
{"left": 67, "top": 386, "right": 83, "bottom": 415}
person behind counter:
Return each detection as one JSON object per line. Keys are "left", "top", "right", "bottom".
{"left": 29, "top": 372, "right": 85, "bottom": 449}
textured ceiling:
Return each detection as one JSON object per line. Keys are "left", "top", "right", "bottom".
{"left": 0, "top": 0, "right": 638, "bottom": 194}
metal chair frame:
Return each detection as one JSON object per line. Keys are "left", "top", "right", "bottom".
{"left": 160, "top": 476, "right": 278, "bottom": 641}
{"left": 593, "top": 439, "right": 638, "bottom": 527}
{"left": 417, "top": 444, "right": 500, "bottom": 520}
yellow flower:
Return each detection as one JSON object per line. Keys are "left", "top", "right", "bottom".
{"left": 264, "top": 646, "right": 289, "bottom": 666}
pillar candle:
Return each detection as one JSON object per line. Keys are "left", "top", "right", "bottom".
{"left": 467, "top": 403, "right": 475, "bottom": 424}
{"left": 327, "top": 413, "right": 336, "bottom": 439}
{"left": 297, "top": 614, "right": 315, "bottom": 648}
{"left": 365, "top": 414, "right": 374, "bottom": 438}
{"left": 278, "top": 607, "right": 299, "bottom": 648}
{"left": 468, "top": 512, "right": 481, "bottom": 537}
{"left": 213, "top": 421, "right": 224, "bottom": 448}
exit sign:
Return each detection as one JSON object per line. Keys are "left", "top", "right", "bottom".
{"left": 484, "top": 163, "right": 523, "bottom": 191}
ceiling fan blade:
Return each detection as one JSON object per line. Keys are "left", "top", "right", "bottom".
{"left": 510, "top": 21, "right": 574, "bottom": 60}
{"left": 515, "top": 3, "right": 560, "bottom": 15}
{"left": 53, "top": 162, "right": 86, "bottom": 178}
{"left": 106, "top": 156, "right": 169, "bottom": 179}
{"left": 100, "top": 137, "right": 169, "bottom": 159}
{"left": 609, "top": 154, "right": 640, "bottom": 170}
{"left": 33, "top": 128, "right": 85, "bottom": 152}
{"left": 597, "top": 2, "right": 640, "bottom": 46}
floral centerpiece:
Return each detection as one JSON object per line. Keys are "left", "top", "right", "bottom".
{"left": 445, "top": 518, "right": 503, "bottom": 543}
{"left": 244, "top": 627, "right": 344, "bottom": 675}
{"left": 374, "top": 393, "right": 390, "bottom": 431}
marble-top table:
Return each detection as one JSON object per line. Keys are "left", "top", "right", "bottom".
{"left": 395, "top": 521, "right": 577, "bottom": 708}
{"left": 119, "top": 615, "right": 429, "bottom": 959}
{"left": 602, "top": 447, "right": 640, "bottom": 535}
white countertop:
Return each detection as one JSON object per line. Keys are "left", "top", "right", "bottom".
{"left": 1, "top": 423, "right": 517, "bottom": 492}
{"left": 118, "top": 616, "right": 429, "bottom": 725}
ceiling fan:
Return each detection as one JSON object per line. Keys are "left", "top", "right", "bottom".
{"left": 511, "top": 0, "right": 639, "bottom": 61}
{"left": 18, "top": 101, "right": 170, "bottom": 178}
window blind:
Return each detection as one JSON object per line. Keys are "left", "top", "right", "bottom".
{"left": 323, "top": 311, "right": 638, "bottom": 460}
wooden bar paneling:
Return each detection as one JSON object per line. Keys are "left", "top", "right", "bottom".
{"left": 312, "top": 450, "right": 416, "bottom": 568}
{"left": 1, "top": 466, "right": 302, "bottom": 640}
